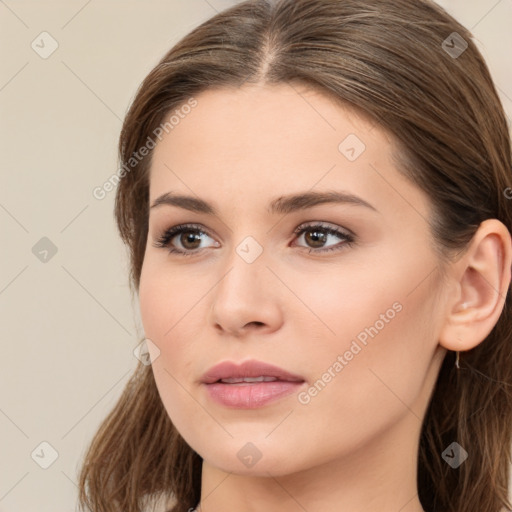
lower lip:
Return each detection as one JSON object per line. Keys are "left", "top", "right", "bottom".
{"left": 204, "top": 381, "right": 304, "bottom": 408}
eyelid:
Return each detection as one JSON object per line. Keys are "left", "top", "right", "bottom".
{"left": 292, "top": 220, "right": 355, "bottom": 238}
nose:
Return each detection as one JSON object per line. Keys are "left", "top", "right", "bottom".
{"left": 209, "top": 246, "right": 284, "bottom": 338}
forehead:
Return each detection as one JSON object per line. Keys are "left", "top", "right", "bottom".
{"left": 152, "top": 83, "right": 379, "bottom": 168}
{"left": 148, "top": 83, "right": 430, "bottom": 223}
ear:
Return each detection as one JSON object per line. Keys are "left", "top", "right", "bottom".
{"left": 439, "top": 219, "right": 512, "bottom": 352}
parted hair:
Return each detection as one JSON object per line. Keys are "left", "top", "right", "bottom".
{"left": 78, "top": 1, "right": 512, "bottom": 511}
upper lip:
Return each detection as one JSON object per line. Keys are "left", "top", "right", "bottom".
{"left": 201, "top": 360, "right": 305, "bottom": 384}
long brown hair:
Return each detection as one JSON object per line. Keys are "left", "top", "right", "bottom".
{"left": 77, "top": 1, "right": 512, "bottom": 511}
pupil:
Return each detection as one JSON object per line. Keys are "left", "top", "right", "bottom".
{"left": 182, "top": 231, "right": 200, "bottom": 249}
{"left": 306, "top": 230, "right": 326, "bottom": 248}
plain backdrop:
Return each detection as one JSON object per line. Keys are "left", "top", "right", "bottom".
{"left": 0, "top": 1, "right": 511, "bottom": 510}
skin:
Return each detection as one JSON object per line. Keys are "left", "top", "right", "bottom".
{"left": 138, "top": 83, "right": 511, "bottom": 512}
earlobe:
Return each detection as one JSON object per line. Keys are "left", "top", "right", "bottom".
{"left": 439, "top": 219, "right": 512, "bottom": 353}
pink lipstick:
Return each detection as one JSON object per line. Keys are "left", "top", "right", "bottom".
{"left": 201, "top": 360, "right": 305, "bottom": 409}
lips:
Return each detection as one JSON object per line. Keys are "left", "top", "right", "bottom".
{"left": 200, "top": 360, "right": 305, "bottom": 384}
{"left": 201, "top": 360, "right": 305, "bottom": 409}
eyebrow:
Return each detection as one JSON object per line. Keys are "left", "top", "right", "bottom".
{"left": 150, "top": 190, "right": 379, "bottom": 215}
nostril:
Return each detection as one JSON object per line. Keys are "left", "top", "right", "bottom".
{"left": 247, "top": 321, "right": 265, "bottom": 327}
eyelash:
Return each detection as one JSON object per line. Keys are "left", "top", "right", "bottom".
{"left": 152, "top": 222, "right": 356, "bottom": 257}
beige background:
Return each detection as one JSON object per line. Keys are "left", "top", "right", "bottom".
{"left": 0, "top": 1, "right": 511, "bottom": 510}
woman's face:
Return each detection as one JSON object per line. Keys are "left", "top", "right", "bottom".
{"left": 139, "top": 83, "right": 450, "bottom": 476}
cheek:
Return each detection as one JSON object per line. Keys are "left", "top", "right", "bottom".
{"left": 139, "top": 263, "right": 192, "bottom": 386}
{"left": 289, "top": 258, "right": 440, "bottom": 401}
{"left": 291, "top": 243, "right": 438, "bottom": 346}
{"left": 139, "top": 259, "right": 201, "bottom": 343}
{"left": 138, "top": 258, "right": 209, "bottom": 396}
{"left": 306, "top": 279, "right": 439, "bottom": 425}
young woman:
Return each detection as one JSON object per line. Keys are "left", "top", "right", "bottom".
{"left": 78, "top": 0, "right": 512, "bottom": 511}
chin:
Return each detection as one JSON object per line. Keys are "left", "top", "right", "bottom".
{"left": 195, "top": 435, "right": 312, "bottom": 477}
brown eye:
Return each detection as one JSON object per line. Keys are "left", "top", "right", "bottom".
{"left": 293, "top": 223, "right": 355, "bottom": 253}
{"left": 179, "top": 230, "right": 202, "bottom": 250}
{"left": 303, "top": 229, "right": 328, "bottom": 248}
{"left": 153, "top": 224, "right": 219, "bottom": 255}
